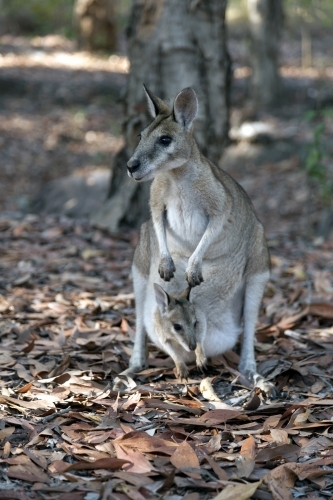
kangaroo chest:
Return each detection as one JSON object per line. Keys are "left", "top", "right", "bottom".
{"left": 166, "top": 195, "right": 208, "bottom": 244}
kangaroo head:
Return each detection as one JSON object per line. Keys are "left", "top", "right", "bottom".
{"left": 153, "top": 283, "right": 197, "bottom": 352}
{"left": 127, "top": 86, "right": 198, "bottom": 182}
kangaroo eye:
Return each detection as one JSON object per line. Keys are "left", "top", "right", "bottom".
{"left": 173, "top": 323, "right": 182, "bottom": 331}
{"left": 194, "top": 320, "right": 198, "bottom": 328}
{"left": 159, "top": 135, "right": 172, "bottom": 146}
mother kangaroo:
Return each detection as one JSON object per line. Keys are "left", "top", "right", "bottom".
{"left": 120, "top": 86, "right": 275, "bottom": 395}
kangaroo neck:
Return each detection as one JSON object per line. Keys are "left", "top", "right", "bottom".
{"left": 167, "top": 140, "right": 203, "bottom": 182}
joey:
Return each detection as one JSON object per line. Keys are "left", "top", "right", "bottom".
{"left": 153, "top": 283, "right": 206, "bottom": 380}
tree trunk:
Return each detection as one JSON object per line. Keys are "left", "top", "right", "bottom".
{"left": 74, "top": 0, "right": 117, "bottom": 52}
{"left": 247, "top": 0, "right": 283, "bottom": 108}
{"left": 92, "top": 0, "right": 231, "bottom": 232}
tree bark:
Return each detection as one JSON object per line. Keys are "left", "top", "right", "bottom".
{"left": 92, "top": 0, "right": 231, "bottom": 232}
{"left": 73, "top": 0, "right": 117, "bottom": 52}
{"left": 247, "top": 0, "right": 283, "bottom": 108}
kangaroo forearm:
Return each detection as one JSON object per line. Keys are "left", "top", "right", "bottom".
{"left": 190, "top": 216, "right": 225, "bottom": 263}
{"left": 153, "top": 210, "right": 170, "bottom": 257}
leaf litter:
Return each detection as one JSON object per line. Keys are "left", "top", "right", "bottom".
{"left": 0, "top": 213, "right": 333, "bottom": 500}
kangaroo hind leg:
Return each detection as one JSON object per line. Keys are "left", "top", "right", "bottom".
{"left": 113, "top": 265, "right": 148, "bottom": 389}
{"left": 238, "top": 271, "right": 277, "bottom": 397}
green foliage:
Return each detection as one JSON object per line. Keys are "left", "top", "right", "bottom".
{"left": 2, "top": 0, "right": 76, "bottom": 36}
{"left": 283, "top": 0, "right": 333, "bottom": 27}
{"left": 227, "top": 0, "right": 333, "bottom": 28}
{"left": 303, "top": 109, "right": 333, "bottom": 206}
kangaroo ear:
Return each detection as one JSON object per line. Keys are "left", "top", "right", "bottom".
{"left": 143, "top": 84, "right": 168, "bottom": 118}
{"left": 173, "top": 87, "right": 198, "bottom": 130}
{"left": 179, "top": 285, "right": 192, "bottom": 301}
{"left": 154, "top": 283, "right": 170, "bottom": 313}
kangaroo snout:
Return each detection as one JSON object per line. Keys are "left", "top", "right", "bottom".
{"left": 189, "top": 340, "right": 197, "bottom": 351}
{"left": 127, "top": 158, "right": 141, "bottom": 174}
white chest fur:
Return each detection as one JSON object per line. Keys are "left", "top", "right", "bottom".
{"left": 166, "top": 196, "right": 208, "bottom": 246}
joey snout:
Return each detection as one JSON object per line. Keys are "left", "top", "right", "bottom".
{"left": 189, "top": 339, "right": 197, "bottom": 351}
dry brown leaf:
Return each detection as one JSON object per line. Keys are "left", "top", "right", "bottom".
{"left": 114, "top": 443, "right": 153, "bottom": 473}
{"left": 63, "top": 457, "right": 131, "bottom": 472}
{"left": 256, "top": 444, "right": 300, "bottom": 463}
{"left": 114, "top": 430, "right": 177, "bottom": 454}
{"left": 16, "top": 381, "right": 34, "bottom": 393}
{"left": 204, "top": 453, "right": 228, "bottom": 481}
{"left": 263, "top": 415, "right": 282, "bottom": 431}
{"left": 308, "top": 302, "right": 333, "bottom": 319}
{"left": 0, "top": 395, "right": 54, "bottom": 410}
{"left": 121, "top": 392, "right": 141, "bottom": 410}
{"left": 0, "top": 426, "right": 15, "bottom": 440}
{"left": 310, "top": 380, "right": 325, "bottom": 394}
{"left": 211, "top": 481, "right": 262, "bottom": 500}
{"left": 236, "top": 435, "right": 256, "bottom": 478}
{"left": 0, "top": 352, "right": 16, "bottom": 367}
{"left": 243, "top": 392, "right": 261, "bottom": 411}
{"left": 23, "top": 449, "right": 49, "bottom": 471}
{"left": 114, "top": 483, "right": 146, "bottom": 500}
{"left": 48, "top": 354, "right": 71, "bottom": 378}
{"left": 265, "top": 463, "right": 296, "bottom": 500}
{"left": 112, "top": 471, "right": 154, "bottom": 486}
{"left": 7, "top": 459, "right": 50, "bottom": 483}
{"left": 285, "top": 460, "right": 333, "bottom": 480}
{"left": 3, "top": 441, "right": 11, "bottom": 458}
{"left": 199, "top": 409, "right": 241, "bottom": 424}
{"left": 293, "top": 409, "right": 310, "bottom": 425}
{"left": 21, "top": 339, "right": 35, "bottom": 354}
{"left": 170, "top": 441, "right": 200, "bottom": 478}
{"left": 182, "top": 493, "right": 200, "bottom": 500}
{"left": 270, "top": 429, "right": 290, "bottom": 445}
{"left": 205, "top": 432, "right": 222, "bottom": 453}
{"left": 0, "top": 491, "right": 31, "bottom": 500}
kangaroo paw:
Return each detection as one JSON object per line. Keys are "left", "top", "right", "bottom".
{"left": 158, "top": 256, "right": 176, "bottom": 281}
{"left": 253, "top": 374, "right": 278, "bottom": 398}
{"left": 175, "top": 363, "right": 189, "bottom": 381}
{"left": 185, "top": 261, "right": 204, "bottom": 287}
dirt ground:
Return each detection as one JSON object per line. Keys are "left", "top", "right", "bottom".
{"left": 0, "top": 24, "right": 333, "bottom": 500}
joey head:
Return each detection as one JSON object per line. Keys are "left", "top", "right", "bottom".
{"left": 153, "top": 283, "right": 207, "bottom": 380}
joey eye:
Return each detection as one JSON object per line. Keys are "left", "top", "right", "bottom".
{"left": 159, "top": 135, "right": 172, "bottom": 146}
{"left": 173, "top": 323, "right": 182, "bottom": 331}
{"left": 137, "top": 133, "right": 142, "bottom": 139}
{"left": 194, "top": 320, "right": 198, "bottom": 328}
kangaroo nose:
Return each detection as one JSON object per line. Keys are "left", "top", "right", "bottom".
{"left": 127, "top": 158, "right": 141, "bottom": 173}
{"left": 189, "top": 340, "right": 197, "bottom": 351}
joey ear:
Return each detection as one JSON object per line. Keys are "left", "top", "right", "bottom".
{"left": 179, "top": 285, "right": 192, "bottom": 301}
{"left": 153, "top": 283, "right": 170, "bottom": 313}
{"left": 173, "top": 87, "right": 198, "bottom": 130}
{"left": 143, "top": 84, "right": 169, "bottom": 118}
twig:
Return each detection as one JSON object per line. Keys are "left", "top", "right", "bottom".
{"left": 226, "top": 389, "right": 255, "bottom": 407}
{"left": 37, "top": 407, "right": 71, "bottom": 424}
{"left": 135, "top": 423, "right": 156, "bottom": 432}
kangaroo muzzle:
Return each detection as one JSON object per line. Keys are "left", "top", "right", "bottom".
{"left": 127, "top": 158, "right": 141, "bottom": 174}
{"left": 189, "top": 340, "right": 197, "bottom": 351}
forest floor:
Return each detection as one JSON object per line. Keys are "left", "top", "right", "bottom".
{"left": 0, "top": 27, "right": 333, "bottom": 500}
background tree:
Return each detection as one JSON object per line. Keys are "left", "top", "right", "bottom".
{"left": 92, "top": 0, "right": 231, "bottom": 232}
{"left": 247, "top": 0, "right": 283, "bottom": 108}
{"left": 73, "top": 0, "right": 117, "bottom": 51}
